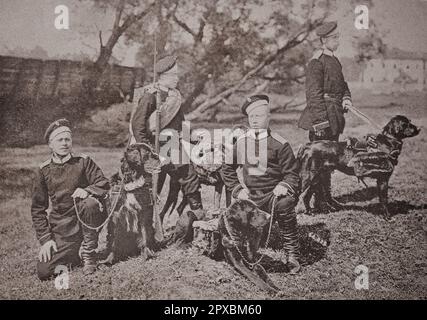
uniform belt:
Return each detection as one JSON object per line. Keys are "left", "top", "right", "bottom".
{"left": 323, "top": 93, "right": 342, "bottom": 101}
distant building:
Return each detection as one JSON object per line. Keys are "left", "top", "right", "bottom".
{"left": 343, "top": 48, "right": 427, "bottom": 93}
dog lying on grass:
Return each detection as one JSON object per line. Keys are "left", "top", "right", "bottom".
{"left": 297, "top": 115, "right": 420, "bottom": 220}
{"left": 217, "top": 199, "right": 283, "bottom": 295}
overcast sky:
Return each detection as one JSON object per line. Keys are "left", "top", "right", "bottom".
{"left": 0, "top": 0, "right": 426, "bottom": 66}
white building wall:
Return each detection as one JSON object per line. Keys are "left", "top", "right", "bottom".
{"left": 361, "top": 58, "right": 425, "bottom": 91}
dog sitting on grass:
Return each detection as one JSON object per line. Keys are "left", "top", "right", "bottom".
{"left": 99, "top": 143, "right": 162, "bottom": 264}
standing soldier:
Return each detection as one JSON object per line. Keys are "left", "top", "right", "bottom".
{"left": 130, "top": 55, "right": 204, "bottom": 244}
{"left": 298, "top": 21, "right": 353, "bottom": 213}
{"left": 221, "top": 95, "right": 301, "bottom": 274}
{"left": 31, "top": 119, "right": 110, "bottom": 280}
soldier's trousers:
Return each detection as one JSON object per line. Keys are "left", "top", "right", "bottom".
{"left": 37, "top": 197, "right": 105, "bottom": 281}
{"left": 260, "top": 195, "right": 300, "bottom": 258}
{"left": 308, "top": 129, "right": 339, "bottom": 206}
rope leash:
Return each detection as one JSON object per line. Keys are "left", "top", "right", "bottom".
{"left": 346, "top": 105, "right": 382, "bottom": 131}
{"left": 73, "top": 143, "right": 163, "bottom": 233}
{"left": 73, "top": 182, "right": 124, "bottom": 232}
{"left": 223, "top": 196, "right": 277, "bottom": 270}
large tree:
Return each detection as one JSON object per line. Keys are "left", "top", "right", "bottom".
{"left": 80, "top": 0, "right": 156, "bottom": 86}
{"left": 132, "top": 0, "right": 332, "bottom": 120}
{"left": 83, "top": 0, "right": 333, "bottom": 120}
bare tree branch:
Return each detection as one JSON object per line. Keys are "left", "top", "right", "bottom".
{"left": 172, "top": 12, "right": 197, "bottom": 37}
{"left": 270, "top": 97, "right": 306, "bottom": 112}
{"left": 186, "top": 21, "right": 321, "bottom": 120}
{"left": 93, "top": 1, "right": 156, "bottom": 73}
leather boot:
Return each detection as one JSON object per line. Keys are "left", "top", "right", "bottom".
{"left": 277, "top": 214, "right": 301, "bottom": 274}
{"left": 81, "top": 226, "right": 99, "bottom": 275}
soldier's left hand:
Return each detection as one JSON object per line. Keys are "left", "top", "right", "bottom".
{"left": 72, "top": 188, "right": 89, "bottom": 199}
{"left": 273, "top": 184, "right": 288, "bottom": 197}
{"left": 342, "top": 99, "right": 352, "bottom": 112}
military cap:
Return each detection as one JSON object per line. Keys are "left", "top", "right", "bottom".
{"left": 155, "top": 54, "right": 177, "bottom": 75}
{"left": 44, "top": 118, "right": 72, "bottom": 143}
{"left": 241, "top": 94, "right": 270, "bottom": 115}
{"left": 316, "top": 21, "right": 338, "bottom": 37}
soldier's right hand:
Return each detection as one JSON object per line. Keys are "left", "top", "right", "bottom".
{"left": 39, "top": 240, "right": 58, "bottom": 263}
{"left": 237, "top": 189, "right": 250, "bottom": 200}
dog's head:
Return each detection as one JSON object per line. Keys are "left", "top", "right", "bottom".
{"left": 383, "top": 115, "right": 420, "bottom": 140}
{"left": 226, "top": 199, "right": 271, "bottom": 233}
{"left": 123, "top": 143, "right": 155, "bottom": 169}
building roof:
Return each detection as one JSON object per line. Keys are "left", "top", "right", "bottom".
{"left": 384, "top": 48, "right": 427, "bottom": 61}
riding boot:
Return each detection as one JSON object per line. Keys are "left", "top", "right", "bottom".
{"left": 277, "top": 213, "right": 301, "bottom": 274}
{"left": 77, "top": 197, "right": 105, "bottom": 274}
{"left": 81, "top": 226, "right": 99, "bottom": 275}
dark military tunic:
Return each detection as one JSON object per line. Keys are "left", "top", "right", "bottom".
{"left": 221, "top": 130, "right": 300, "bottom": 207}
{"left": 31, "top": 153, "right": 110, "bottom": 246}
{"left": 221, "top": 129, "right": 301, "bottom": 257}
{"left": 298, "top": 49, "right": 352, "bottom": 137}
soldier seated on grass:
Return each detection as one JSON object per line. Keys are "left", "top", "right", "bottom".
{"left": 221, "top": 95, "right": 302, "bottom": 274}
{"left": 31, "top": 119, "right": 110, "bottom": 280}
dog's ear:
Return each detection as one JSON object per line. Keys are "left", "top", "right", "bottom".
{"left": 227, "top": 201, "right": 246, "bottom": 226}
{"left": 237, "top": 199, "right": 258, "bottom": 227}
{"left": 383, "top": 117, "right": 401, "bottom": 137}
{"left": 384, "top": 115, "right": 412, "bottom": 139}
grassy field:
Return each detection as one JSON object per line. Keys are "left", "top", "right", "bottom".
{"left": 0, "top": 94, "right": 426, "bottom": 299}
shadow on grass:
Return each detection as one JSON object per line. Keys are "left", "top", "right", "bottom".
{"left": 334, "top": 185, "right": 426, "bottom": 217}
{"left": 261, "top": 222, "right": 331, "bottom": 273}
{"left": 335, "top": 186, "right": 379, "bottom": 203}
{"left": 343, "top": 200, "right": 427, "bottom": 218}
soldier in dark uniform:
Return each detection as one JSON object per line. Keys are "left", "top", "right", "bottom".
{"left": 298, "top": 21, "right": 353, "bottom": 213}
{"left": 31, "top": 119, "right": 110, "bottom": 280}
{"left": 221, "top": 95, "right": 301, "bottom": 274}
{"left": 129, "top": 55, "right": 204, "bottom": 244}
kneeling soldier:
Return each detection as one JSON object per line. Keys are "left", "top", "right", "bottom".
{"left": 221, "top": 95, "right": 301, "bottom": 274}
{"left": 31, "top": 119, "right": 110, "bottom": 280}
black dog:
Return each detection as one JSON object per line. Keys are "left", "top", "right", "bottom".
{"left": 100, "top": 143, "right": 161, "bottom": 264}
{"left": 297, "top": 115, "right": 420, "bottom": 220}
{"left": 218, "top": 200, "right": 282, "bottom": 295}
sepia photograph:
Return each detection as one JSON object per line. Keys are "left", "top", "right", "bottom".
{"left": 0, "top": 0, "right": 425, "bottom": 304}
